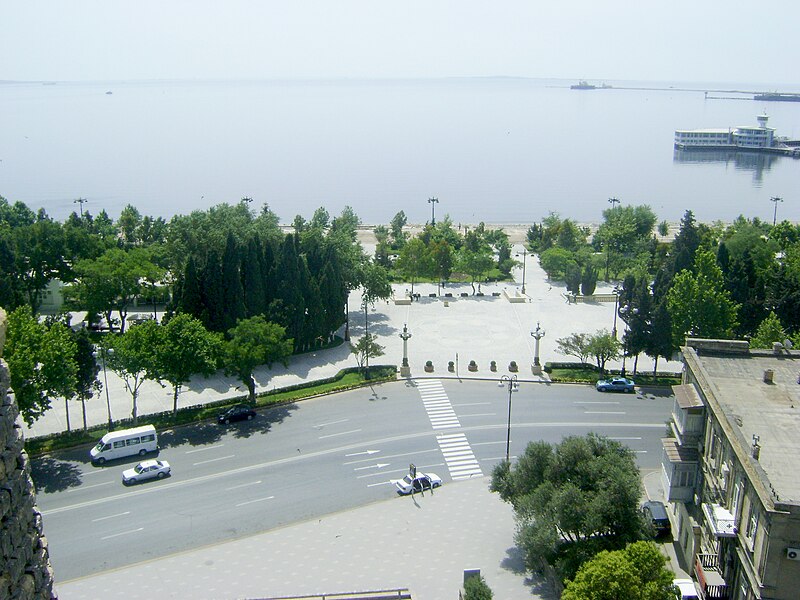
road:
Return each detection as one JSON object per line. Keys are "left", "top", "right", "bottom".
{"left": 31, "top": 379, "right": 673, "bottom": 581}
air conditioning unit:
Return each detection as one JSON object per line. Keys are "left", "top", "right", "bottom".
{"left": 787, "top": 548, "right": 800, "bottom": 561}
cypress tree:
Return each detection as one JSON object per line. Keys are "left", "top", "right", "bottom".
{"left": 275, "top": 234, "right": 305, "bottom": 349}
{"left": 221, "top": 233, "right": 246, "bottom": 332}
{"left": 201, "top": 249, "right": 225, "bottom": 332}
{"left": 242, "top": 236, "right": 267, "bottom": 317}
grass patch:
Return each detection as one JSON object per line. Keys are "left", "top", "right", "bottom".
{"left": 24, "top": 365, "right": 397, "bottom": 457}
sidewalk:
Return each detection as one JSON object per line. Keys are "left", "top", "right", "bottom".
{"left": 25, "top": 249, "right": 681, "bottom": 439}
{"left": 55, "top": 476, "right": 557, "bottom": 600}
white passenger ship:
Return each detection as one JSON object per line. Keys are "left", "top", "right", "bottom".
{"left": 674, "top": 114, "right": 775, "bottom": 149}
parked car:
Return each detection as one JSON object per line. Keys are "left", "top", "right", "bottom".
{"left": 642, "top": 500, "right": 671, "bottom": 536}
{"left": 673, "top": 578, "right": 700, "bottom": 600}
{"left": 217, "top": 405, "right": 257, "bottom": 425}
{"left": 122, "top": 460, "right": 171, "bottom": 485}
{"left": 392, "top": 472, "right": 442, "bottom": 495}
{"left": 596, "top": 377, "right": 636, "bottom": 393}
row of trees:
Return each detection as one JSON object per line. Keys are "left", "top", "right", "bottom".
{"left": 5, "top": 306, "right": 293, "bottom": 427}
{"left": 1, "top": 197, "right": 394, "bottom": 426}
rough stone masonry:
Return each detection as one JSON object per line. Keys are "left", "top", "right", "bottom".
{"left": 0, "top": 307, "right": 56, "bottom": 599}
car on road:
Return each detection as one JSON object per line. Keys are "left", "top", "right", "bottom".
{"left": 596, "top": 377, "right": 636, "bottom": 393}
{"left": 642, "top": 500, "right": 671, "bottom": 536}
{"left": 122, "top": 460, "right": 171, "bottom": 485}
{"left": 217, "top": 404, "right": 257, "bottom": 424}
{"left": 392, "top": 472, "right": 442, "bottom": 495}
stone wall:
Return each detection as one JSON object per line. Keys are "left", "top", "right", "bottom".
{"left": 0, "top": 307, "right": 56, "bottom": 599}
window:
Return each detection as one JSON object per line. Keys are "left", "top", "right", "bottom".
{"left": 745, "top": 507, "right": 759, "bottom": 549}
{"left": 141, "top": 434, "right": 155, "bottom": 443}
{"left": 125, "top": 437, "right": 141, "bottom": 446}
{"left": 113, "top": 440, "right": 126, "bottom": 449}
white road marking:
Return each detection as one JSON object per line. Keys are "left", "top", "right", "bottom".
{"left": 584, "top": 411, "right": 627, "bottom": 415}
{"left": 235, "top": 495, "right": 274, "bottom": 507}
{"left": 344, "top": 450, "right": 380, "bottom": 457}
{"left": 471, "top": 441, "right": 506, "bottom": 446}
{"left": 185, "top": 444, "right": 226, "bottom": 454}
{"left": 92, "top": 511, "right": 130, "bottom": 522}
{"left": 367, "top": 481, "right": 393, "bottom": 488}
{"left": 344, "top": 448, "right": 438, "bottom": 465}
{"left": 315, "top": 418, "right": 349, "bottom": 429}
{"left": 319, "top": 429, "right": 362, "bottom": 440}
{"left": 68, "top": 481, "right": 113, "bottom": 492}
{"left": 353, "top": 463, "right": 390, "bottom": 471}
{"left": 225, "top": 480, "right": 262, "bottom": 491}
{"left": 193, "top": 454, "right": 235, "bottom": 466}
{"left": 574, "top": 401, "right": 620, "bottom": 405}
{"left": 101, "top": 527, "right": 143, "bottom": 540}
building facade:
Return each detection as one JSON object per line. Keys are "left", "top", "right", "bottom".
{"left": 674, "top": 115, "right": 776, "bottom": 149}
{"left": 661, "top": 339, "right": 800, "bottom": 600}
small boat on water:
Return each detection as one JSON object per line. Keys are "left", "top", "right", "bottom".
{"left": 571, "top": 80, "right": 596, "bottom": 90}
{"left": 105, "top": 91, "right": 113, "bottom": 95}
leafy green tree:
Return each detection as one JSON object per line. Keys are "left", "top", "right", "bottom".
{"left": 539, "top": 247, "right": 577, "bottom": 280}
{"left": 645, "top": 302, "right": 674, "bottom": 379}
{"left": 429, "top": 239, "right": 453, "bottom": 292}
{"left": 5, "top": 306, "right": 78, "bottom": 425}
{"left": 349, "top": 333, "right": 385, "bottom": 375}
{"left": 224, "top": 316, "right": 293, "bottom": 403}
{"left": 456, "top": 247, "right": 495, "bottom": 294}
{"left": 242, "top": 236, "right": 268, "bottom": 317}
{"left": 309, "top": 207, "right": 330, "bottom": 230}
{"left": 154, "top": 314, "right": 222, "bottom": 418}
{"left": 463, "top": 574, "right": 493, "bottom": 600}
{"left": 12, "top": 217, "right": 68, "bottom": 311}
{"left": 750, "top": 312, "right": 787, "bottom": 349}
{"left": 491, "top": 434, "right": 644, "bottom": 582}
{"left": 657, "top": 220, "right": 669, "bottom": 237}
{"left": 274, "top": 234, "right": 306, "bottom": 349}
{"left": 565, "top": 263, "right": 581, "bottom": 295}
{"left": 580, "top": 265, "right": 598, "bottom": 296}
{"left": 555, "top": 333, "right": 592, "bottom": 364}
{"left": 396, "top": 237, "right": 433, "bottom": 294}
{"left": 221, "top": 233, "right": 246, "bottom": 332}
{"left": 72, "top": 326, "right": 101, "bottom": 431}
{"left": 667, "top": 249, "right": 739, "bottom": 348}
{"left": 562, "top": 541, "right": 676, "bottom": 600}
{"left": 104, "top": 320, "right": 162, "bottom": 423}
{"left": 117, "top": 204, "right": 143, "bottom": 246}
{"left": 587, "top": 330, "right": 621, "bottom": 374}
{"left": 389, "top": 210, "right": 408, "bottom": 249}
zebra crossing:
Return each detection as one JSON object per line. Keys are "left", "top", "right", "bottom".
{"left": 416, "top": 379, "right": 460, "bottom": 430}
{"left": 415, "top": 379, "right": 483, "bottom": 480}
{"left": 436, "top": 433, "right": 483, "bottom": 480}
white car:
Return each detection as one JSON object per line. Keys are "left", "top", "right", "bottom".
{"left": 122, "top": 460, "right": 171, "bottom": 485}
{"left": 392, "top": 472, "right": 442, "bottom": 495}
{"left": 673, "top": 579, "right": 700, "bottom": 600}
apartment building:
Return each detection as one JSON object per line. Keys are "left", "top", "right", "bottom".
{"left": 661, "top": 339, "right": 800, "bottom": 600}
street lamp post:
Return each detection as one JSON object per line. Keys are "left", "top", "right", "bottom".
{"left": 427, "top": 197, "right": 439, "bottom": 226}
{"left": 770, "top": 196, "right": 783, "bottom": 226}
{"left": 94, "top": 346, "right": 114, "bottom": 430}
{"left": 498, "top": 375, "right": 519, "bottom": 463}
{"left": 73, "top": 197, "right": 87, "bottom": 217}
{"left": 515, "top": 247, "right": 528, "bottom": 295}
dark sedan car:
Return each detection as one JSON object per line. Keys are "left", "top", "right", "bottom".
{"left": 642, "top": 500, "right": 671, "bottom": 536}
{"left": 217, "top": 405, "right": 257, "bottom": 425}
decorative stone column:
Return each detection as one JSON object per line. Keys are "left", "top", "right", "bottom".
{"left": 399, "top": 323, "right": 412, "bottom": 377}
{"left": 531, "top": 321, "right": 546, "bottom": 375}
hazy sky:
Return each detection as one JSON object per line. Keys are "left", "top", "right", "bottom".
{"left": 2, "top": 1, "right": 799, "bottom": 85}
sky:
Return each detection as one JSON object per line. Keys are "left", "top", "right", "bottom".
{"left": 2, "top": 1, "right": 799, "bottom": 86}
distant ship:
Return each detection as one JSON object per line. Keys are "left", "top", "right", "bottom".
{"left": 674, "top": 114, "right": 800, "bottom": 157}
{"left": 105, "top": 91, "right": 113, "bottom": 95}
{"left": 753, "top": 92, "right": 800, "bottom": 102}
{"left": 570, "top": 81, "right": 612, "bottom": 90}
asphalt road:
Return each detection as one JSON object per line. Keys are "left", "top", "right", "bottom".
{"left": 31, "top": 379, "right": 673, "bottom": 582}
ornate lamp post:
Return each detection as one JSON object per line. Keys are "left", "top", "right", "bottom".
{"left": 399, "top": 323, "right": 412, "bottom": 377}
{"left": 427, "top": 197, "right": 439, "bottom": 226}
{"left": 498, "top": 375, "right": 519, "bottom": 463}
{"left": 531, "top": 322, "right": 546, "bottom": 375}
{"left": 612, "top": 285, "right": 621, "bottom": 338}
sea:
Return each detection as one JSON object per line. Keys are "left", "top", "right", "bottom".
{"left": 1, "top": 77, "right": 799, "bottom": 226}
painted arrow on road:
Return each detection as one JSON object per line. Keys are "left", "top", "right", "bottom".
{"left": 353, "top": 463, "right": 390, "bottom": 471}
{"left": 345, "top": 450, "right": 380, "bottom": 457}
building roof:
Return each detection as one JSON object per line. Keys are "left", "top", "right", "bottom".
{"left": 683, "top": 343, "right": 800, "bottom": 510}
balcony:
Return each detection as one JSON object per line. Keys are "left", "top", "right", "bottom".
{"left": 702, "top": 503, "right": 737, "bottom": 538}
{"left": 696, "top": 554, "right": 729, "bottom": 600}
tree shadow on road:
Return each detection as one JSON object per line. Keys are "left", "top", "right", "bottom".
{"left": 30, "top": 455, "right": 84, "bottom": 493}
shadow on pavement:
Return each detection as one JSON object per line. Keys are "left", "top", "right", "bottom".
{"left": 30, "top": 455, "right": 83, "bottom": 493}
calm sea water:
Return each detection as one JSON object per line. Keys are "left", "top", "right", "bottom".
{"left": 1, "top": 78, "right": 799, "bottom": 225}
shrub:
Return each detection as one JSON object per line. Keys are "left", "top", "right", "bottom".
{"left": 463, "top": 574, "right": 493, "bottom": 600}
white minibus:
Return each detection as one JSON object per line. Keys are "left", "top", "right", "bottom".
{"left": 90, "top": 425, "right": 158, "bottom": 464}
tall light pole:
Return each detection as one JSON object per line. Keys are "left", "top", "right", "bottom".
{"left": 516, "top": 247, "right": 528, "bottom": 295}
{"left": 770, "top": 196, "right": 783, "bottom": 226}
{"left": 612, "top": 285, "right": 621, "bottom": 338}
{"left": 399, "top": 323, "right": 412, "bottom": 377}
{"left": 428, "top": 197, "right": 439, "bottom": 226}
{"left": 608, "top": 196, "right": 620, "bottom": 209}
{"left": 73, "top": 197, "right": 87, "bottom": 217}
{"left": 531, "top": 322, "right": 546, "bottom": 375}
{"left": 499, "top": 374, "right": 519, "bottom": 463}
{"left": 94, "top": 346, "right": 114, "bottom": 430}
